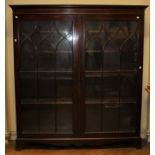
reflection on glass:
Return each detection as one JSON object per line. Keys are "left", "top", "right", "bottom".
{"left": 19, "top": 20, "right": 73, "bottom": 134}
{"left": 85, "top": 21, "right": 139, "bottom": 71}
{"left": 85, "top": 20, "right": 139, "bottom": 133}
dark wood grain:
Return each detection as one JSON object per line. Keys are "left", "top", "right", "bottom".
{"left": 10, "top": 5, "right": 147, "bottom": 15}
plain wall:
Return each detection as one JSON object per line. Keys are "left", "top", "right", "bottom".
{"left": 5, "top": 0, "right": 150, "bottom": 139}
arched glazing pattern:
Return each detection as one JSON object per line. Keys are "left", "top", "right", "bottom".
{"left": 19, "top": 20, "right": 73, "bottom": 134}
{"left": 85, "top": 20, "right": 140, "bottom": 133}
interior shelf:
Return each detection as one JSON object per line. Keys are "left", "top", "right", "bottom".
{"left": 38, "top": 50, "right": 72, "bottom": 53}
{"left": 39, "top": 30, "right": 72, "bottom": 34}
{"left": 85, "top": 70, "right": 137, "bottom": 77}
{"left": 85, "top": 130, "right": 136, "bottom": 134}
{"left": 85, "top": 98, "right": 136, "bottom": 104}
{"left": 86, "top": 50, "right": 120, "bottom": 53}
{"left": 39, "top": 77, "right": 72, "bottom": 80}
{"left": 21, "top": 98, "right": 72, "bottom": 105}
{"left": 20, "top": 76, "right": 72, "bottom": 80}
{"left": 85, "top": 70, "right": 137, "bottom": 73}
{"left": 20, "top": 70, "right": 72, "bottom": 73}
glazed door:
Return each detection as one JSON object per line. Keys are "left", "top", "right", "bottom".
{"left": 80, "top": 15, "right": 143, "bottom": 136}
{"left": 14, "top": 13, "right": 143, "bottom": 138}
{"left": 15, "top": 15, "right": 78, "bottom": 137}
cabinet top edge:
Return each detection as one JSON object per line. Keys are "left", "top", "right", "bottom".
{"left": 10, "top": 5, "right": 148, "bottom": 10}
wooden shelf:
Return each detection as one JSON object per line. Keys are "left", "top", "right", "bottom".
{"left": 86, "top": 69, "right": 137, "bottom": 73}
{"left": 38, "top": 50, "right": 72, "bottom": 53}
{"left": 21, "top": 98, "right": 72, "bottom": 105}
{"left": 38, "top": 77, "right": 72, "bottom": 80}
{"left": 85, "top": 69, "right": 137, "bottom": 77}
{"left": 85, "top": 98, "right": 136, "bottom": 104}
{"left": 39, "top": 30, "right": 72, "bottom": 34}
{"left": 85, "top": 130, "right": 136, "bottom": 134}
{"left": 86, "top": 49, "right": 120, "bottom": 53}
{"left": 20, "top": 71, "right": 73, "bottom": 80}
{"left": 20, "top": 70, "right": 72, "bottom": 73}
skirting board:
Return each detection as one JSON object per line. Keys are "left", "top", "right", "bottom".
{"left": 146, "top": 131, "right": 150, "bottom": 142}
{"left": 5, "top": 131, "right": 16, "bottom": 141}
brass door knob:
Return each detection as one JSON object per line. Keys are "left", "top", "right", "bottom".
{"left": 139, "top": 66, "right": 142, "bottom": 70}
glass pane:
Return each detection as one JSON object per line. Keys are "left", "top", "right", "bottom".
{"left": 38, "top": 53, "right": 55, "bottom": 71}
{"left": 20, "top": 41, "right": 36, "bottom": 71}
{"left": 38, "top": 72, "right": 56, "bottom": 99}
{"left": 55, "top": 20, "right": 72, "bottom": 71}
{"left": 55, "top": 68, "right": 72, "bottom": 101}
{"left": 120, "top": 74, "right": 137, "bottom": 102}
{"left": 39, "top": 106, "right": 55, "bottom": 133}
{"left": 22, "top": 107, "right": 39, "bottom": 132}
{"left": 85, "top": 52, "right": 102, "bottom": 71}
{"left": 103, "top": 75, "right": 119, "bottom": 102}
{"left": 19, "top": 19, "right": 73, "bottom": 134}
{"left": 56, "top": 79, "right": 72, "bottom": 100}
{"left": 102, "top": 104, "right": 119, "bottom": 132}
{"left": 56, "top": 53, "right": 72, "bottom": 71}
{"left": 57, "top": 105, "right": 72, "bottom": 133}
{"left": 85, "top": 21, "right": 139, "bottom": 71}
{"left": 86, "top": 105, "right": 101, "bottom": 132}
{"left": 20, "top": 72, "right": 37, "bottom": 103}
{"left": 121, "top": 50, "right": 138, "bottom": 70}
{"left": 85, "top": 20, "right": 139, "bottom": 134}
{"left": 85, "top": 77, "right": 102, "bottom": 100}
{"left": 119, "top": 103, "right": 136, "bottom": 131}
{"left": 103, "top": 51, "right": 120, "bottom": 70}
{"left": 85, "top": 22, "right": 103, "bottom": 71}
{"left": 120, "top": 22, "right": 139, "bottom": 70}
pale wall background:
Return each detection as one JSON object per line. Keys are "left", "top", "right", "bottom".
{"left": 5, "top": 0, "right": 150, "bottom": 140}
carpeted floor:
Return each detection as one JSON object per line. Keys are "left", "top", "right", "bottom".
{"left": 6, "top": 142, "right": 150, "bottom": 155}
